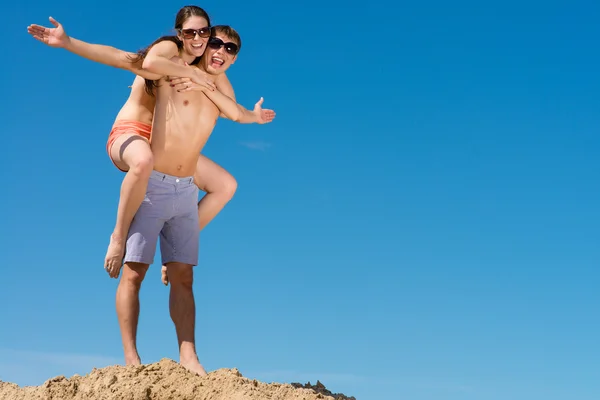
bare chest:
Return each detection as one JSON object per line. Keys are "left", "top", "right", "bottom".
{"left": 165, "top": 85, "right": 219, "bottom": 122}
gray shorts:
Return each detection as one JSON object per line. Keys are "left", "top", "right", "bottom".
{"left": 124, "top": 170, "right": 199, "bottom": 266}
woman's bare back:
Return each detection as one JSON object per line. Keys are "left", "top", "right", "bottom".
{"left": 113, "top": 76, "right": 156, "bottom": 125}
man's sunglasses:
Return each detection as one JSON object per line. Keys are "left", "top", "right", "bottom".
{"left": 180, "top": 27, "right": 211, "bottom": 39}
{"left": 207, "top": 37, "right": 239, "bottom": 55}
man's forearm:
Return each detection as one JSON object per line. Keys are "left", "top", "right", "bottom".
{"left": 203, "top": 90, "right": 242, "bottom": 121}
{"left": 213, "top": 74, "right": 258, "bottom": 123}
{"left": 234, "top": 105, "right": 259, "bottom": 124}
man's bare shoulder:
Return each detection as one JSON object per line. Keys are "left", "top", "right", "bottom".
{"left": 215, "top": 72, "right": 230, "bottom": 84}
{"left": 214, "top": 73, "right": 234, "bottom": 99}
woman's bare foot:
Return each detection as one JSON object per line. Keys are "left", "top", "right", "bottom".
{"left": 161, "top": 265, "right": 169, "bottom": 286}
{"left": 105, "top": 234, "right": 126, "bottom": 278}
{"left": 180, "top": 357, "right": 207, "bottom": 376}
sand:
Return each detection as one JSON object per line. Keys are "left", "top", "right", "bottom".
{"left": 0, "top": 358, "right": 356, "bottom": 400}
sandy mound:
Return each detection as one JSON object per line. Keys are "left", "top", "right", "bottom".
{"left": 0, "top": 358, "right": 356, "bottom": 400}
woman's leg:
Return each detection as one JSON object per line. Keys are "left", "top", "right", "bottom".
{"left": 194, "top": 154, "right": 238, "bottom": 231}
{"left": 160, "top": 154, "right": 237, "bottom": 285}
{"left": 105, "top": 134, "right": 154, "bottom": 278}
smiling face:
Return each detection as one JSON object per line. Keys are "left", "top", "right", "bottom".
{"left": 202, "top": 33, "right": 240, "bottom": 75}
{"left": 177, "top": 15, "right": 211, "bottom": 59}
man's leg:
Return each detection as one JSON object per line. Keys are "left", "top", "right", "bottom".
{"left": 159, "top": 176, "right": 203, "bottom": 374}
{"left": 164, "top": 262, "right": 206, "bottom": 375}
{"left": 116, "top": 262, "right": 149, "bottom": 365}
{"left": 161, "top": 154, "right": 236, "bottom": 285}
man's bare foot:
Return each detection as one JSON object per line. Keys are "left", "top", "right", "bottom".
{"left": 125, "top": 353, "right": 142, "bottom": 366}
{"left": 105, "top": 234, "right": 125, "bottom": 278}
{"left": 180, "top": 357, "right": 207, "bottom": 376}
{"left": 161, "top": 265, "right": 169, "bottom": 286}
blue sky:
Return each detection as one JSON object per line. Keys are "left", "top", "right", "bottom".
{"left": 2, "top": 0, "right": 599, "bottom": 399}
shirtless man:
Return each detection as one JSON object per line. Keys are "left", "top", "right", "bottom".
{"left": 26, "top": 10, "right": 275, "bottom": 280}
{"left": 118, "top": 25, "right": 252, "bottom": 375}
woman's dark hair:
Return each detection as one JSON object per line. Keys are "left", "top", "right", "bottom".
{"left": 174, "top": 5, "right": 210, "bottom": 30}
{"left": 128, "top": 6, "right": 211, "bottom": 96}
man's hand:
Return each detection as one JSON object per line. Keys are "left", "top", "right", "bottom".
{"left": 27, "top": 16, "right": 70, "bottom": 48}
{"left": 252, "top": 97, "right": 276, "bottom": 124}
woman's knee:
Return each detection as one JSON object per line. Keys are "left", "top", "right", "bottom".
{"left": 195, "top": 172, "right": 237, "bottom": 200}
{"left": 221, "top": 174, "right": 238, "bottom": 200}
{"left": 205, "top": 173, "right": 237, "bottom": 200}
{"left": 120, "top": 137, "right": 154, "bottom": 176}
{"left": 129, "top": 151, "right": 154, "bottom": 178}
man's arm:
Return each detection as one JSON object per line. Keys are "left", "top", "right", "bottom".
{"left": 164, "top": 69, "right": 242, "bottom": 120}
{"left": 215, "top": 74, "right": 263, "bottom": 123}
{"left": 199, "top": 87, "right": 242, "bottom": 121}
{"left": 168, "top": 73, "right": 276, "bottom": 124}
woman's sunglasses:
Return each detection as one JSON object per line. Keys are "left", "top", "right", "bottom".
{"left": 207, "top": 37, "right": 239, "bottom": 56}
{"left": 180, "top": 27, "right": 211, "bottom": 39}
